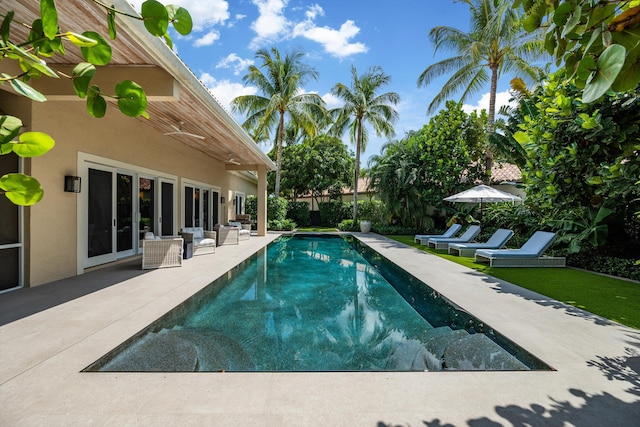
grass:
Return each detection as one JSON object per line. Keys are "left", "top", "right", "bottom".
{"left": 296, "top": 226, "right": 339, "bottom": 232}
{"left": 388, "top": 235, "right": 640, "bottom": 330}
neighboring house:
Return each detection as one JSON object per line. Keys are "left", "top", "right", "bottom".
{"left": 297, "top": 178, "right": 373, "bottom": 211}
{"left": 0, "top": 1, "right": 275, "bottom": 291}
{"left": 488, "top": 162, "right": 525, "bottom": 199}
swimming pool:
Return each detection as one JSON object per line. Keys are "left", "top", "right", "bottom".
{"left": 86, "top": 234, "right": 551, "bottom": 372}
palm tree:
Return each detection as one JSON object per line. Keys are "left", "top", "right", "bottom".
{"left": 331, "top": 65, "right": 399, "bottom": 220}
{"left": 417, "top": 0, "right": 545, "bottom": 183}
{"left": 231, "top": 47, "right": 326, "bottom": 197}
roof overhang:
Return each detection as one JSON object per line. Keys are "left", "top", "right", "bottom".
{"left": 0, "top": 0, "right": 276, "bottom": 172}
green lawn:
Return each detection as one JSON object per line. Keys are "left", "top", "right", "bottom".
{"left": 388, "top": 235, "right": 640, "bottom": 330}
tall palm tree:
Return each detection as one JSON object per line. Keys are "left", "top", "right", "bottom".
{"left": 331, "top": 65, "right": 399, "bottom": 220}
{"left": 417, "top": 0, "right": 545, "bottom": 183}
{"left": 232, "top": 47, "right": 326, "bottom": 197}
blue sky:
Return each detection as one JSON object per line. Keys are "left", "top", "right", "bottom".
{"left": 131, "top": 0, "right": 520, "bottom": 164}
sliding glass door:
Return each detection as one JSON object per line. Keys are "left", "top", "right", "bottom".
{"left": 184, "top": 183, "right": 220, "bottom": 230}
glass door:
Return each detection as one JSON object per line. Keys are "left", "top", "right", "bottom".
{"left": 116, "top": 173, "right": 134, "bottom": 256}
{"left": 87, "top": 166, "right": 116, "bottom": 266}
{"left": 160, "top": 180, "right": 175, "bottom": 236}
{"left": 0, "top": 152, "right": 22, "bottom": 291}
{"left": 139, "top": 177, "right": 155, "bottom": 239}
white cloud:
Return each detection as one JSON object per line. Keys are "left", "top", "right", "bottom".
{"left": 216, "top": 53, "right": 254, "bottom": 76}
{"left": 199, "top": 72, "right": 257, "bottom": 114}
{"left": 127, "top": 0, "right": 230, "bottom": 32}
{"left": 193, "top": 30, "right": 220, "bottom": 47}
{"left": 462, "top": 90, "right": 514, "bottom": 116}
{"left": 292, "top": 7, "right": 367, "bottom": 58}
{"left": 250, "top": 0, "right": 290, "bottom": 47}
{"left": 322, "top": 93, "right": 342, "bottom": 109}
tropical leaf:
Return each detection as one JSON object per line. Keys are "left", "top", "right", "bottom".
{"left": 141, "top": 0, "right": 169, "bottom": 37}
{"left": 72, "top": 62, "right": 96, "bottom": 98}
{"left": 87, "top": 86, "right": 107, "bottom": 118}
{"left": 0, "top": 173, "right": 44, "bottom": 206}
{"left": 11, "top": 132, "right": 55, "bottom": 157}
{"left": 107, "top": 8, "right": 117, "bottom": 40}
{"left": 40, "top": 0, "right": 58, "bottom": 40}
{"left": 0, "top": 115, "right": 23, "bottom": 145}
{"left": 166, "top": 5, "right": 193, "bottom": 35}
{"left": 64, "top": 31, "right": 98, "bottom": 47}
{"left": 80, "top": 31, "right": 112, "bottom": 66}
{"left": 3, "top": 73, "right": 47, "bottom": 102}
{"left": 583, "top": 44, "right": 626, "bottom": 103}
{"left": 115, "top": 80, "right": 147, "bottom": 117}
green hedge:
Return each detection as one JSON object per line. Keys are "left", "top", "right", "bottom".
{"left": 287, "top": 201, "right": 310, "bottom": 227}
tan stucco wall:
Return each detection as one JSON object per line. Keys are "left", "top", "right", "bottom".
{"left": 3, "top": 98, "right": 257, "bottom": 286}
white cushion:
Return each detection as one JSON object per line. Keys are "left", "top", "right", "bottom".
{"left": 144, "top": 232, "right": 155, "bottom": 240}
{"left": 197, "top": 238, "right": 216, "bottom": 246}
{"left": 182, "top": 227, "right": 204, "bottom": 239}
{"left": 228, "top": 222, "right": 241, "bottom": 228}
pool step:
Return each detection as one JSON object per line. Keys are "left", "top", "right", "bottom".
{"left": 442, "top": 334, "right": 530, "bottom": 371}
{"left": 101, "top": 328, "right": 254, "bottom": 372}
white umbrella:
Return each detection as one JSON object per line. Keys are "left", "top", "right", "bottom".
{"left": 444, "top": 184, "right": 522, "bottom": 220}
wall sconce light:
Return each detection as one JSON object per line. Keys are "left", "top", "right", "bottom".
{"left": 220, "top": 197, "right": 225, "bottom": 204}
{"left": 232, "top": 198, "right": 236, "bottom": 205}
{"left": 64, "top": 175, "right": 81, "bottom": 193}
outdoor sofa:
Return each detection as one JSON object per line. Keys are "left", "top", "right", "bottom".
{"left": 228, "top": 221, "right": 251, "bottom": 241}
{"left": 214, "top": 224, "right": 240, "bottom": 245}
{"left": 424, "top": 225, "right": 481, "bottom": 249}
{"left": 178, "top": 227, "right": 216, "bottom": 255}
{"left": 448, "top": 228, "right": 514, "bottom": 257}
{"left": 474, "top": 231, "right": 565, "bottom": 267}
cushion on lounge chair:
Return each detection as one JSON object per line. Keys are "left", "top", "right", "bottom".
{"left": 414, "top": 224, "right": 461, "bottom": 243}
{"left": 425, "top": 225, "right": 481, "bottom": 248}
{"left": 448, "top": 229, "right": 514, "bottom": 257}
{"left": 475, "top": 231, "right": 565, "bottom": 267}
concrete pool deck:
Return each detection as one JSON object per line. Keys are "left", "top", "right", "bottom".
{"left": 1, "top": 232, "right": 639, "bottom": 426}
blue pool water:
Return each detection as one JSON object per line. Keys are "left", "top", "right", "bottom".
{"left": 87, "top": 234, "right": 550, "bottom": 372}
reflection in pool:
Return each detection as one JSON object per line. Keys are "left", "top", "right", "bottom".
{"left": 86, "top": 234, "right": 550, "bottom": 372}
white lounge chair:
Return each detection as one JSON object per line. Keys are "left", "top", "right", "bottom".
{"left": 414, "top": 223, "right": 461, "bottom": 244}
{"left": 424, "top": 225, "right": 481, "bottom": 249}
{"left": 475, "top": 231, "right": 565, "bottom": 267}
{"left": 448, "top": 228, "right": 514, "bottom": 257}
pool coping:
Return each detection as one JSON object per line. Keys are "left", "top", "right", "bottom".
{"left": 1, "top": 232, "right": 639, "bottom": 426}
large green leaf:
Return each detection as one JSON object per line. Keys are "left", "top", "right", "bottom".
{"left": 562, "top": 4, "right": 583, "bottom": 38}
{"left": 3, "top": 73, "right": 47, "bottom": 102}
{"left": 141, "top": 0, "right": 169, "bottom": 37}
{"left": 80, "top": 31, "right": 112, "bottom": 66}
{"left": 115, "top": 80, "right": 147, "bottom": 117}
{"left": 72, "top": 62, "right": 96, "bottom": 98}
{"left": 553, "top": 2, "right": 574, "bottom": 26}
{"left": 0, "top": 173, "right": 44, "bottom": 206}
{"left": 8, "top": 43, "right": 58, "bottom": 77}
{"left": 582, "top": 44, "right": 626, "bottom": 103}
{"left": 40, "top": 0, "right": 58, "bottom": 40}
{"left": 12, "top": 132, "right": 55, "bottom": 157}
{"left": 107, "top": 7, "right": 117, "bottom": 40}
{"left": 0, "top": 115, "right": 23, "bottom": 145}
{"left": 166, "top": 5, "right": 193, "bottom": 35}
{"left": 64, "top": 31, "right": 98, "bottom": 47}
{"left": 1, "top": 11, "right": 14, "bottom": 44}
{"left": 87, "top": 86, "right": 107, "bottom": 118}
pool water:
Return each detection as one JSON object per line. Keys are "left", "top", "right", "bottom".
{"left": 86, "top": 234, "right": 550, "bottom": 372}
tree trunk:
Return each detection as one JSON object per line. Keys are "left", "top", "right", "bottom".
{"left": 485, "top": 65, "right": 498, "bottom": 185}
{"left": 274, "top": 112, "right": 285, "bottom": 198}
{"left": 353, "top": 119, "right": 362, "bottom": 220}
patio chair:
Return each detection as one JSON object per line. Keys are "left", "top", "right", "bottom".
{"left": 142, "top": 236, "right": 184, "bottom": 269}
{"left": 475, "top": 231, "right": 565, "bottom": 267}
{"left": 414, "top": 223, "right": 461, "bottom": 244}
{"left": 423, "top": 225, "right": 481, "bottom": 249}
{"left": 448, "top": 228, "right": 514, "bottom": 257}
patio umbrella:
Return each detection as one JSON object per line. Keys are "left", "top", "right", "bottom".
{"left": 444, "top": 184, "right": 522, "bottom": 221}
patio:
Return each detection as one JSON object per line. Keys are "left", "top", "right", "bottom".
{"left": 1, "top": 233, "right": 639, "bottom": 426}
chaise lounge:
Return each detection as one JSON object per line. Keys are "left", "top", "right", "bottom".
{"left": 448, "top": 228, "right": 514, "bottom": 257}
{"left": 414, "top": 223, "right": 461, "bottom": 244}
{"left": 424, "top": 225, "right": 481, "bottom": 249}
{"left": 474, "top": 231, "right": 565, "bottom": 267}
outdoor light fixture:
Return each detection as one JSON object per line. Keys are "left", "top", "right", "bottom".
{"left": 64, "top": 175, "right": 81, "bottom": 193}
{"left": 220, "top": 197, "right": 225, "bottom": 204}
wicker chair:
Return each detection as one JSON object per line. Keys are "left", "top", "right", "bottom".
{"left": 142, "top": 237, "right": 184, "bottom": 269}
{"left": 214, "top": 224, "right": 239, "bottom": 245}
{"left": 178, "top": 227, "right": 216, "bottom": 255}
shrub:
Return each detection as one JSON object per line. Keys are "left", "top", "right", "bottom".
{"left": 567, "top": 252, "right": 640, "bottom": 282}
{"left": 268, "top": 196, "right": 288, "bottom": 222}
{"left": 318, "top": 201, "right": 351, "bottom": 227}
{"left": 337, "top": 219, "right": 359, "bottom": 232}
{"left": 287, "top": 201, "right": 311, "bottom": 227}
{"left": 245, "top": 195, "right": 257, "bottom": 220}
{"left": 373, "top": 224, "right": 422, "bottom": 235}
{"left": 268, "top": 218, "right": 297, "bottom": 231}
{"left": 357, "top": 199, "right": 386, "bottom": 223}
